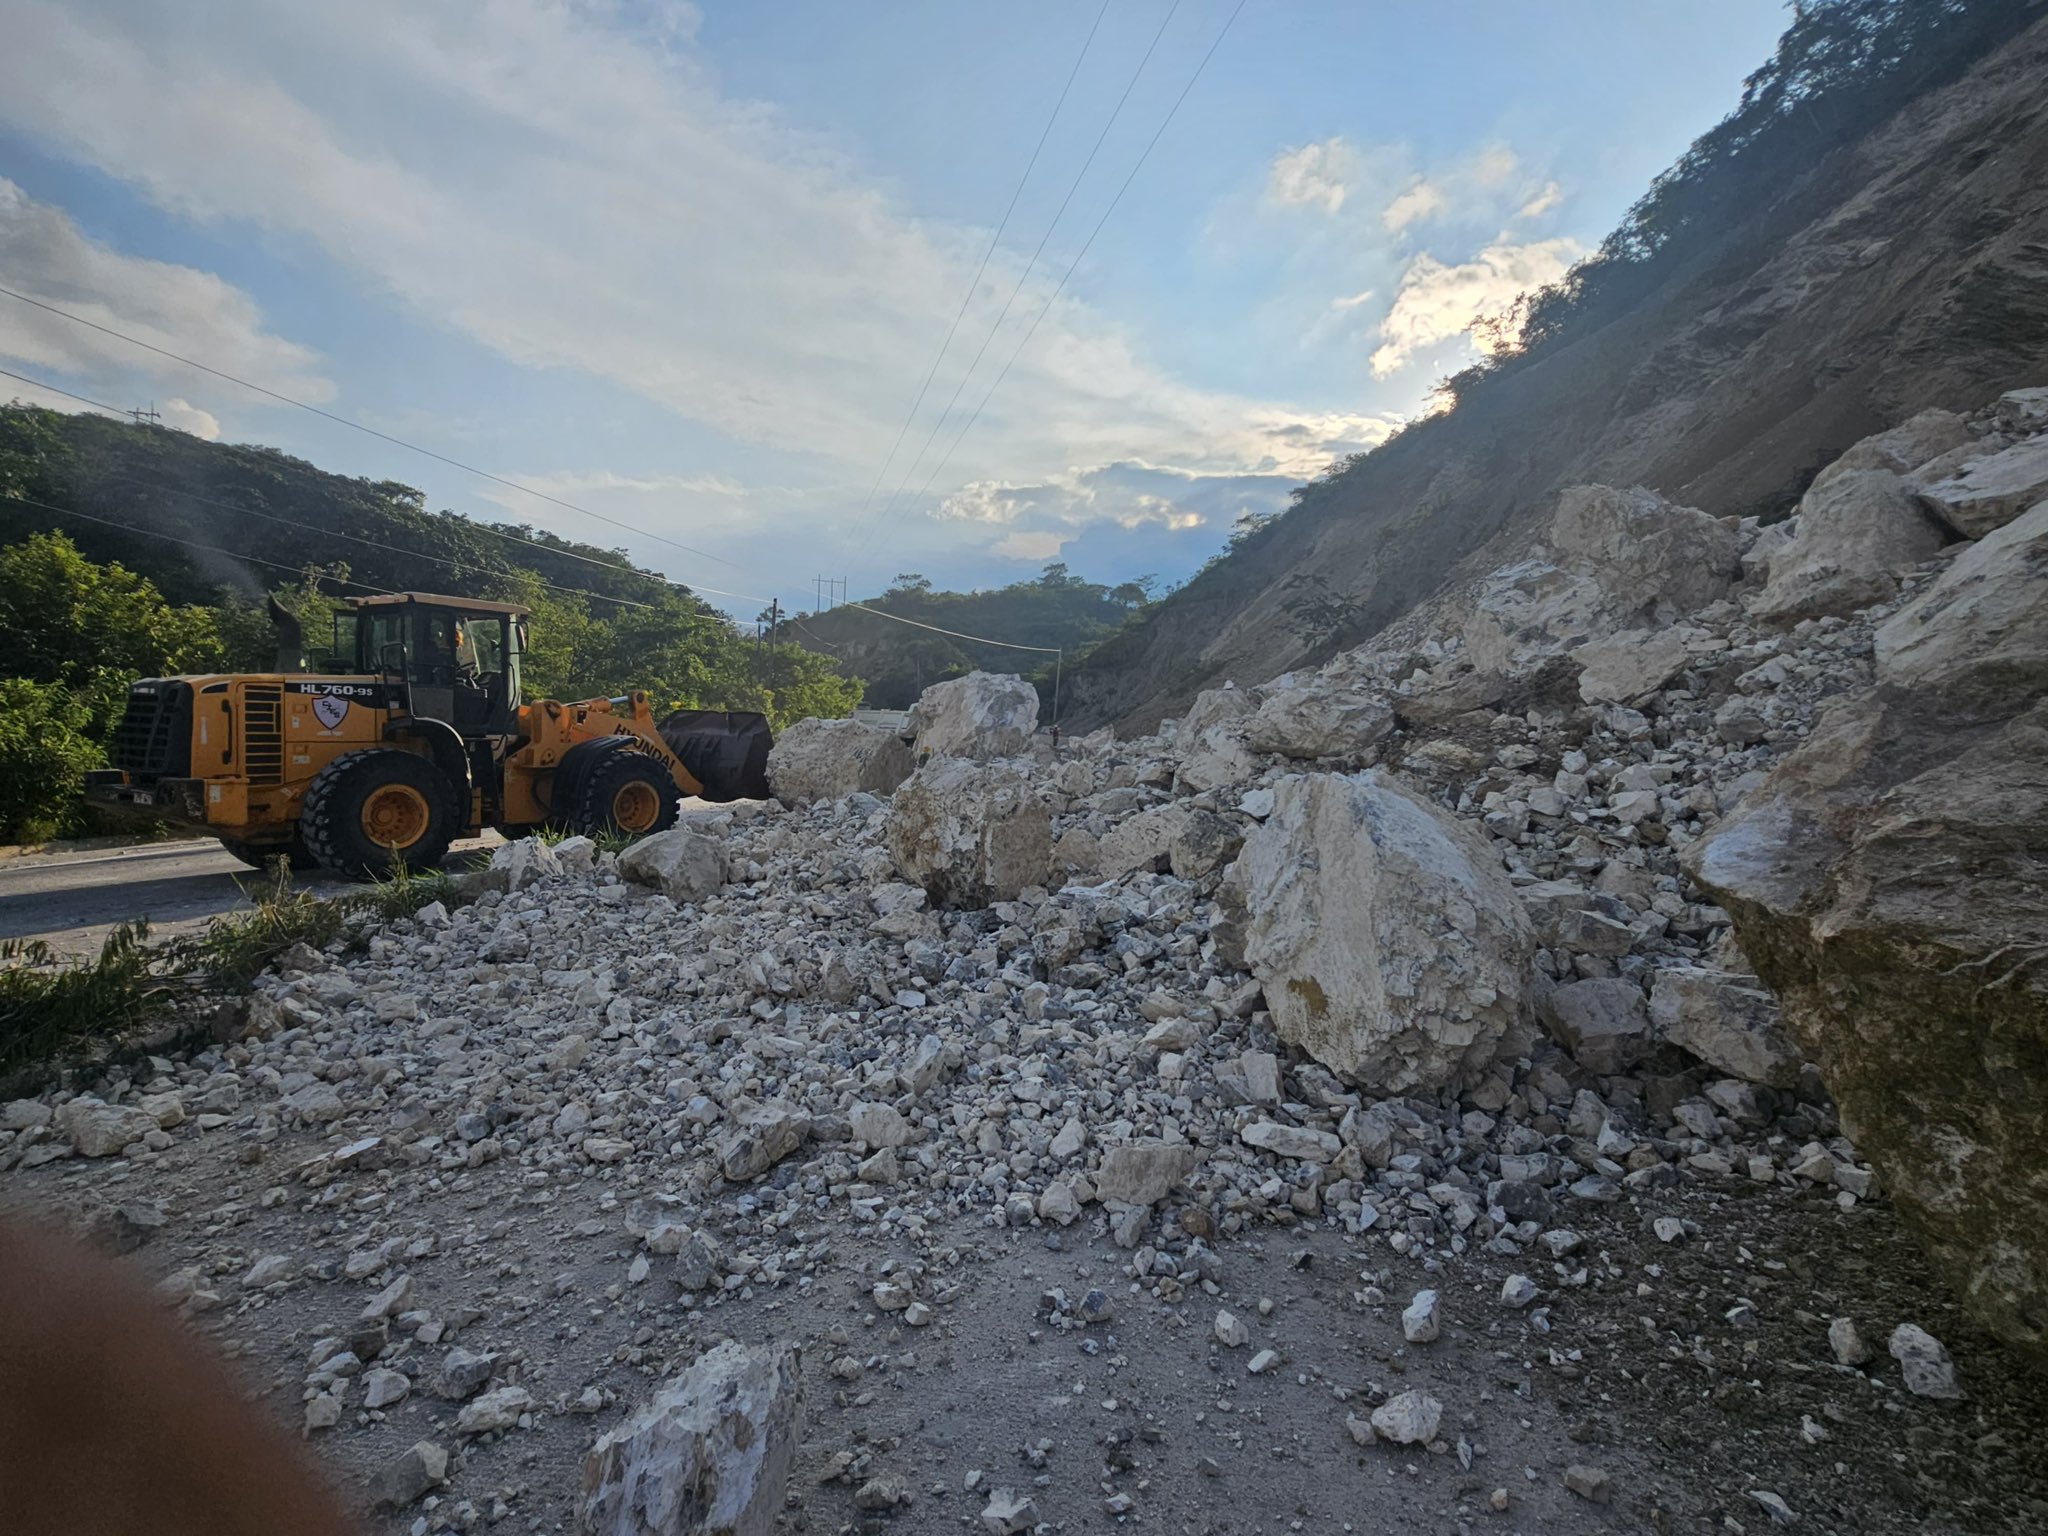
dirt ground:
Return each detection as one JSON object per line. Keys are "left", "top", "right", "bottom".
{"left": 5, "top": 1107, "right": 2043, "bottom": 1536}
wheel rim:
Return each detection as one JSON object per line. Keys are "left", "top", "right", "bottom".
{"left": 610, "top": 778, "right": 661, "bottom": 833}
{"left": 361, "top": 783, "right": 431, "bottom": 849}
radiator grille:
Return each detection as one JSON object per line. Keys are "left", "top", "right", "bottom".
{"left": 110, "top": 681, "right": 191, "bottom": 778}
{"left": 241, "top": 684, "right": 284, "bottom": 784}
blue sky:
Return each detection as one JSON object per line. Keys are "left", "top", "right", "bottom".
{"left": 0, "top": 0, "right": 1787, "bottom": 618}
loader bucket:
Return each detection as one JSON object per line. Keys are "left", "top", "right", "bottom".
{"left": 658, "top": 709, "right": 773, "bottom": 802}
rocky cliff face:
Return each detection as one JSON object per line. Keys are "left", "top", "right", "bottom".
{"left": 1067, "top": 13, "right": 2048, "bottom": 733}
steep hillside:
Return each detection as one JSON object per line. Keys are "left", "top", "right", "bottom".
{"left": 1068, "top": 3, "right": 2048, "bottom": 731}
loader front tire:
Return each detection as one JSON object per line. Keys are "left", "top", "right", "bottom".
{"left": 570, "top": 749, "right": 681, "bottom": 840}
{"left": 300, "top": 748, "right": 460, "bottom": 879}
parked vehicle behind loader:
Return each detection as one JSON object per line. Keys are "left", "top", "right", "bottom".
{"left": 84, "top": 591, "right": 772, "bottom": 877}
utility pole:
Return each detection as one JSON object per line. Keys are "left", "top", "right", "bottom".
{"left": 129, "top": 403, "right": 161, "bottom": 427}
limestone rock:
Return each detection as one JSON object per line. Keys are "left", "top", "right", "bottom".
{"left": 1181, "top": 686, "right": 1255, "bottom": 737}
{"left": 1238, "top": 1120, "right": 1340, "bottom": 1163}
{"left": 1094, "top": 805, "right": 1191, "bottom": 880}
{"left": 1537, "top": 978, "right": 1651, "bottom": 1077}
{"left": 1648, "top": 967, "right": 1800, "bottom": 1087}
{"left": 1575, "top": 627, "right": 1695, "bottom": 705}
{"left": 55, "top": 1098, "right": 157, "bottom": 1158}
{"left": 457, "top": 1385, "right": 533, "bottom": 1437}
{"left": 617, "top": 827, "right": 728, "bottom": 903}
{"left": 578, "top": 1340, "right": 803, "bottom": 1536}
{"left": 908, "top": 672, "right": 1039, "bottom": 761}
{"left": 1228, "top": 771, "right": 1533, "bottom": 1093}
{"left": 1167, "top": 809, "right": 1244, "bottom": 881}
{"left": 1094, "top": 1141, "right": 1195, "bottom": 1206}
{"left": 1814, "top": 408, "right": 1972, "bottom": 485}
{"left": 1888, "top": 1324, "right": 1961, "bottom": 1400}
{"left": 487, "top": 835, "right": 563, "bottom": 893}
{"left": 1548, "top": 483, "right": 1742, "bottom": 615}
{"left": 885, "top": 758, "right": 1051, "bottom": 908}
{"left": 1175, "top": 724, "right": 1258, "bottom": 794}
{"left": 717, "top": 1101, "right": 811, "bottom": 1183}
{"left": 1874, "top": 499, "right": 2048, "bottom": 720}
{"left": 1689, "top": 678, "right": 2048, "bottom": 1366}
{"left": 1915, "top": 436, "right": 2048, "bottom": 538}
{"left": 371, "top": 1441, "right": 449, "bottom": 1508}
{"left": 1240, "top": 680, "right": 1395, "bottom": 761}
{"left": 1369, "top": 1390, "right": 1442, "bottom": 1446}
{"left": 765, "top": 717, "right": 913, "bottom": 805}
{"left": 1751, "top": 468, "right": 1948, "bottom": 623}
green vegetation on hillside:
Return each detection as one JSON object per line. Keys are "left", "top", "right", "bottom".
{"left": 1453, "top": 0, "right": 2031, "bottom": 401}
{"left": 779, "top": 564, "right": 1152, "bottom": 710}
{"left": 0, "top": 404, "right": 860, "bottom": 840}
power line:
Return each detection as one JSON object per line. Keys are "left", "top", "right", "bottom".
{"left": 838, "top": 600, "right": 1065, "bottom": 727}
{"left": 841, "top": 600, "right": 1060, "bottom": 654}
{"left": 1, "top": 358, "right": 774, "bottom": 608}
{"left": 0, "top": 283, "right": 745, "bottom": 572}
{"left": 1, "top": 492, "right": 398, "bottom": 593}
{"left": 855, "top": 0, "right": 1185, "bottom": 557}
{"left": 94, "top": 471, "right": 661, "bottom": 611}
{"left": 850, "top": 0, "right": 1112, "bottom": 535}
{"left": 0, "top": 367, "right": 131, "bottom": 418}
{"left": 906, "top": 0, "right": 1246, "bottom": 515}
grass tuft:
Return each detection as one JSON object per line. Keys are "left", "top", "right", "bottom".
{"left": 0, "top": 921, "right": 168, "bottom": 1075}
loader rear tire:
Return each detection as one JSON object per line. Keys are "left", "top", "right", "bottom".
{"left": 569, "top": 749, "right": 680, "bottom": 840}
{"left": 218, "top": 836, "right": 317, "bottom": 873}
{"left": 300, "top": 748, "right": 460, "bottom": 879}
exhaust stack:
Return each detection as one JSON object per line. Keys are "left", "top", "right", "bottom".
{"left": 267, "top": 596, "right": 307, "bottom": 674}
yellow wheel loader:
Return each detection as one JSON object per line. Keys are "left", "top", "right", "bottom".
{"left": 84, "top": 591, "right": 772, "bottom": 877}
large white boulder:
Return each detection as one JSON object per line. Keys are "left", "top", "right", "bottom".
{"left": 1548, "top": 483, "right": 1742, "bottom": 616}
{"left": 1648, "top": 967, "right": 1800, "bottom": 1087}
{"left": 1240, "top": 679, "right": 1395, "bottom": 761}
{"left": 617, "top": 827, "right": 728, "bottom": 903}
{"left": 1226, "top": 771, "right": 1533, "bottom": 1093}
{"left": 908, "top": 672, "right": 1040, "bottom": 760}
{"left": 765, "top": 717, "right": 913, "bottom": 806}
{"left": 1915, "top": 437, "right": 2048, "bottom": 538}
{"left": 1689, "top": 639, "right": 2048, "bottom": 1364}
{"left": 578, "top": 1340, "right": 803, "bottom": 1536}
{"left": 1750, "top": 468, "right": 1950, "bottom": 624}
{"left": 884, "top": 757, "right": 1052, "bottom": 908}
{"left": 1438, "top": 485, "right": 1741, "bottom": 709}
{"left": 1811, "top": 408, "right": 1972, "bottom": 487}
{"left": 1181, "top": 686, "right": 1256, "bottom": 736}
{"left": 1874, "top": 499, "right": 2048, "bottom": 718}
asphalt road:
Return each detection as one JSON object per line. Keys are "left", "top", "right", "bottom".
{"left": 0, "top": 837, "right": 493, "bottom": 960}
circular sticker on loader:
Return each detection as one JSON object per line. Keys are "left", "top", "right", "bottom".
{"left": 312, "top": 695, "right": 350, "bottom": 730}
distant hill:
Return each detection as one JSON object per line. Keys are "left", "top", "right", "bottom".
{"left": 0, "top": 405, "right": 673, "bottom": 611}
{"left": 777, "top": 567, "right": 1149, "bottom": 711}
{"left": 0, "top": 405, "right": 861, "bottom": 738}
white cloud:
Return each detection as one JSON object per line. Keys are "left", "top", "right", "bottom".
{"left": 0, "top": 1, "right": 1382, "bottom": 577}
{"left": 1266, "top": 137, "right": 1360, "bottom": 214}
{"left": 0, "top": 178, "right": 331, "bottom": 406}
{"left": 1381, "top": 180, "right": 1446, "bottom": 232}
{"left": 1470, "top": 145, "right": 1520, "bottom": 187}
{"left": 1369, "top": 237, "right": 1587, "bottom": 378}
{"left": 158, "top": 397, "right": 220, "bottom": 439}
{"left": 1516, "top": 180, "right": 1564, "bottom": 220}
{"left": 992, "top": 529, "right": 1068, "bottom": 562}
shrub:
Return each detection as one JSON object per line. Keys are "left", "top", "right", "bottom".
{"left": 0, "top": 678, "right": 105, "bottom": 842}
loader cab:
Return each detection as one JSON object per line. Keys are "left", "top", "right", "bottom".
{"left": 337, "top": 593, "right": 527, "bottom": 738}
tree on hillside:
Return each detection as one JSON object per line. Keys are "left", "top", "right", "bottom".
{"left": 0, "top": 531, "right": 228, "bottom": 840}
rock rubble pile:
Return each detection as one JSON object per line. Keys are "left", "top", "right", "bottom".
{"left": 2, "top": 386, "right": 2044, "bottom": 1525}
